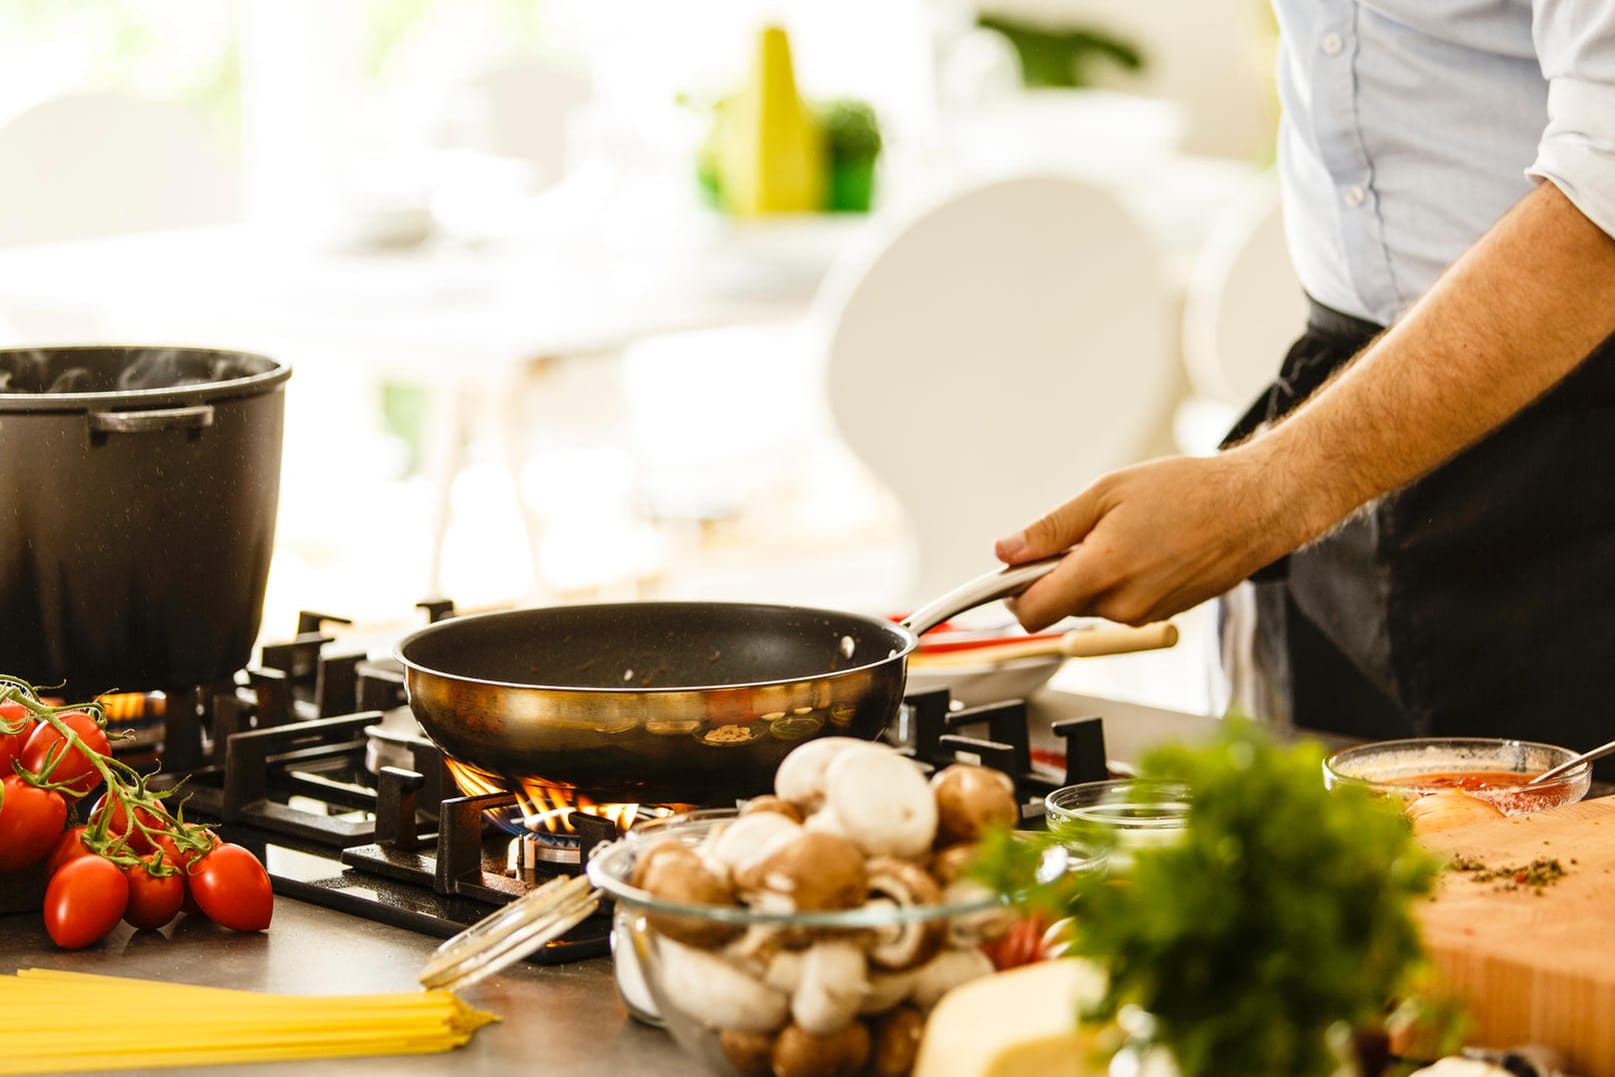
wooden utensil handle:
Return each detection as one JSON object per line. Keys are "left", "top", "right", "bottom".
{"left": 910, "top": 622, "right": 1178, "bottom": 667}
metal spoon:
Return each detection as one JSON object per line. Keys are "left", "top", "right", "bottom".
{"left": 1526, "top": 736, "right": 1615, "bottom": 785}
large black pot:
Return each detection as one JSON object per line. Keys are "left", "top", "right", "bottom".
{"left": 0, "top": 346, "right": 290, "bottom": 695}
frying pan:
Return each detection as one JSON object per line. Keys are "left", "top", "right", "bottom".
{"left": 396, "top": 558, "right": 1064, "bottom": 805}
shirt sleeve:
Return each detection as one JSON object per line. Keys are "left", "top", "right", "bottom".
{"left": 1527, "top": 2, "right": 1615, "bottom": 241}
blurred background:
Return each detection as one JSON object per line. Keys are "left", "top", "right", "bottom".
{"left": 0, "top": 0, "right": 1298, "bottom": 716}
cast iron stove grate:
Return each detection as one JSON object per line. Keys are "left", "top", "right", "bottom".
{"left": 135, "top": 605, "right": 1115, "bottom": 964}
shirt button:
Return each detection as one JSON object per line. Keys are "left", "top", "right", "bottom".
{"left": 1321, "top": 33, "right": 1344, "bottom": 56}
{"left": 1343, "top": 184, "right": 1367, "bottom": 207}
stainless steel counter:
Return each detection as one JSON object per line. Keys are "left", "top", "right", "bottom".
{"left": 0, "top": 690, "right": 1225, "bottom": 1077}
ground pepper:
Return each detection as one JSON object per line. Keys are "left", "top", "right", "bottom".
{"left": 1450, "top": 854, "right": 1569, "bottom": 894}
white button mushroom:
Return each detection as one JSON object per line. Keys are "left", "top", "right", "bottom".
{"left": 775, "top": 737, "right": 871, "bottom": 812}
{"left": 859, "top": 968, "right": 918, "bottom": 1015}
{"left": 709, "top": 810, "right": 803, "bottom": 877}
{"left": 823, "top": 745, "right": 938, "bottom": 859}
{"left": 656, "top": 937, "right": 790, "bottom": 1033}
{"left": 790, "top": 940, "right": 870, "bottom": 1035}
{"left": 908, "top": 947, "right": 996, "bottom": 1011}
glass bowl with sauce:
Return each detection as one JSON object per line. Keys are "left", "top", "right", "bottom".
{"left": 1322, "top": 737, "right": 1591, "bottom": 816}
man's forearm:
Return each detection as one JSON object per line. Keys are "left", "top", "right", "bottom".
{"left": 1239, "top": 181, "right": 1615, "bottom": 548}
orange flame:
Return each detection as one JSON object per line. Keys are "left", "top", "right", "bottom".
{"left": 443, "top": 757, "right": 644, "bottom": 835}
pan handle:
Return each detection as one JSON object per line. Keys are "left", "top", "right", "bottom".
{"left": 899, "top": 555, "right": 1066, "bottom": 636}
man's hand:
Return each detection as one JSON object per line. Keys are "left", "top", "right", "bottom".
{"left": 993, "top": 450, "right": 1308, "bottom": 631}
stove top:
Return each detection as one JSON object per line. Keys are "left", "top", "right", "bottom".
{"left": 120, "top": 604, "right": 1119, "bottom": 965}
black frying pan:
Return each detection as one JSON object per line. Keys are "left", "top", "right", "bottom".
{"left": 396, "top": 558, "right": 1061, "bottom": 805}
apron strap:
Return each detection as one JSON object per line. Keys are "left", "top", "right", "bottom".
{"left": 1222, "top": 297, "right": 1385, "bottom": 579}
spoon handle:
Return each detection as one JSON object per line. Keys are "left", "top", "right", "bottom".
{"left": 1527, "top": 736, "right": 1615, "bottom": 785}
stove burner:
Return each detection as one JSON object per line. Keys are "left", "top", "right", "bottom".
{"left": 131, "top": 604, "right": 1117, "bottom": 966}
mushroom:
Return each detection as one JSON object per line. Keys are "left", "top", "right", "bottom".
{"left": 858, "top": 969, "right": 917, "bottom": 1015}
{"left": 908, "top": 946, "right": 996, "bottom": 1011}
{"left": 761, "top": 947, "right": 806, "bottom": 994}
{"left": 928, "top": 842, "right": 978, "bottom": 884}
{"left": 734, "top": 831, "right": 868, "bottom": 913}
{"left": 719, "top": 1029, "right": 776, "bottom": 1077}
{"left": 868, "top": 1005, "right": 926, "bottom": 1077}
{"left": 774, "top": 737, "right": 870, "bottom": 812}
{"left": 708, "top": 810, "right": 802, "bottom": 877}
{"left": 822, "top": 745, "right": 938, "bottom": 859}
{"left": 632, "top": 840, "right": 742, "bottom": 948}
{"left": 939, "top": 877, "right": 1016, "bottom": 949}
{"left": 863, "top": 858, "right": 945, "bottom": 971}
{"left": 802, "top": 806, "right": 852, "bottom": 840}
{"left": 931, "top": 764, "right": 1020, "bottom": 845}
{"left": 656, "top": 938, "right": 789, "bottom": 1033}
{"left": 771, "top": 1020, "right": 871, "bottom": 1077}
{"left": 790, "top": 940, "right": 869, "bottom": 1034}
{"left": 741, "top": 793, "right": 804, "bottom": 824}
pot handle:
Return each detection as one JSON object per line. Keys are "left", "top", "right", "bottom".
{"left": 88, "top": 404, "right": 215, "bottom": 434}
{"left": 899, "top": 555, "right": 1066, "bottom": 636}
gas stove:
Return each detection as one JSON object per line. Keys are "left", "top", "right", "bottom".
{"left": 125, "top": 605, "right": 1118, "bottom": 966}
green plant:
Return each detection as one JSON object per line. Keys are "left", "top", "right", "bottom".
{"left": 977, "top": 13, "right": 1145, "bottom": 89}
{"left": 977, "top": 720, "right": 1448, "bottom": 1076}
{"left": 815, "top": 98, "right": 882, "bottom": 164}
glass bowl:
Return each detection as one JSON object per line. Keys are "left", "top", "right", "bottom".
{"left": 1043, "top": 779, "right": 1191, "bottom": 871}
{"left": 1322, "top": 737, "right": 1591, "bottom": 816}
{"left": 586, "top": 809, "right": 1080, "bottom": 1077}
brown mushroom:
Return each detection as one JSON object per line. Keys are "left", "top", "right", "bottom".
{"left": 771, "top": 1020, "right": 872, "bottom": 1077}
{"left": 927, "top": 842, "right": 978, "bottom": 885}
{"left": 734, "top": 831, "right": 868, "bottom": 913}
{"left": 719, "top": 1029, "right": 777, "bottom": 1077}
{"left": 931, "top": 764, "right": 1019, "bottom": 845}
{"left": 741, "top": 794, "right": 804, "bottom": 824}
{"left": 868, "top": 1006, "right": 926, "bottom": 1077}
{"left": 863, "top": 857, "right": 945, "bottom": 972}
{"left": 633, "top": 841, "right": 742, "bottom": 948}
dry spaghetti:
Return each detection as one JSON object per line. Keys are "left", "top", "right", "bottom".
{"left": 0, "top": 969, "right": 498, "bottom": 1074}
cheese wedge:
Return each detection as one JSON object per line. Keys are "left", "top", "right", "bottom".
{"left": 911, "top": 959, "right": 1109, "bottom": 1077}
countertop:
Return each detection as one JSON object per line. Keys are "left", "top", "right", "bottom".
{"left": 0, "top": 690, "right": 1223, "bottom": 1077}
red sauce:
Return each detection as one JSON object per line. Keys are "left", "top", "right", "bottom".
{"left": 1401, "top": 770, "right": 1540, "bottom": 791}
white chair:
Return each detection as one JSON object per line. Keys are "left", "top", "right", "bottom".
{"left": 819, "top": 174, "right": 1175, "bottom": 607}
{"left": 1175, "top": 171, "right": 1305, "bottom": 454}
{"left": 0, "top": 92, "right": 242, "bottom": 247}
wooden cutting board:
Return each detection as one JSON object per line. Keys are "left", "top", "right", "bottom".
{"left": 1415, "top": 795, "right": 1615, "bottom": 1075}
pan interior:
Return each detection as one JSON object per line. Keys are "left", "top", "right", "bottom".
{"left": 399, "top": 602, "right": 914, "bottom": 691}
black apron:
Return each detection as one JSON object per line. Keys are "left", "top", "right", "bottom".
{"left": 1226, "top": 298, "right": 1615, "bottom": 776}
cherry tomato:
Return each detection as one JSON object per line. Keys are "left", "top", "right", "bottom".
{"left": 0, "top": 774, "right": 68, "bottom": 871}
{"left": 124, "top": 859, "right": 184, "bottom": 931}
{"left": 982, "top": 913, "right": 1053, "bottom": 971}
{"left": 43, "top": 855, "right": 129, "bottom": 949}
{"left": 90, "top": 792, "right": 165, "bottom": 854}
{"left": 188, "top": 842, "right": 272, "bottom": 932}
{"left": 0, "top": 699, "right": 35, "bottom": 777}
{"left": 20, "top": 710, "right": 110, "bottom": 797}
{"left": 44, "top": 824, "right": 96, "bottom": 877}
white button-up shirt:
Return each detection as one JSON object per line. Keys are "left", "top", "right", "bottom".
{"left": 1275, "top": 0, "right": 1615, "bottom": 326}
